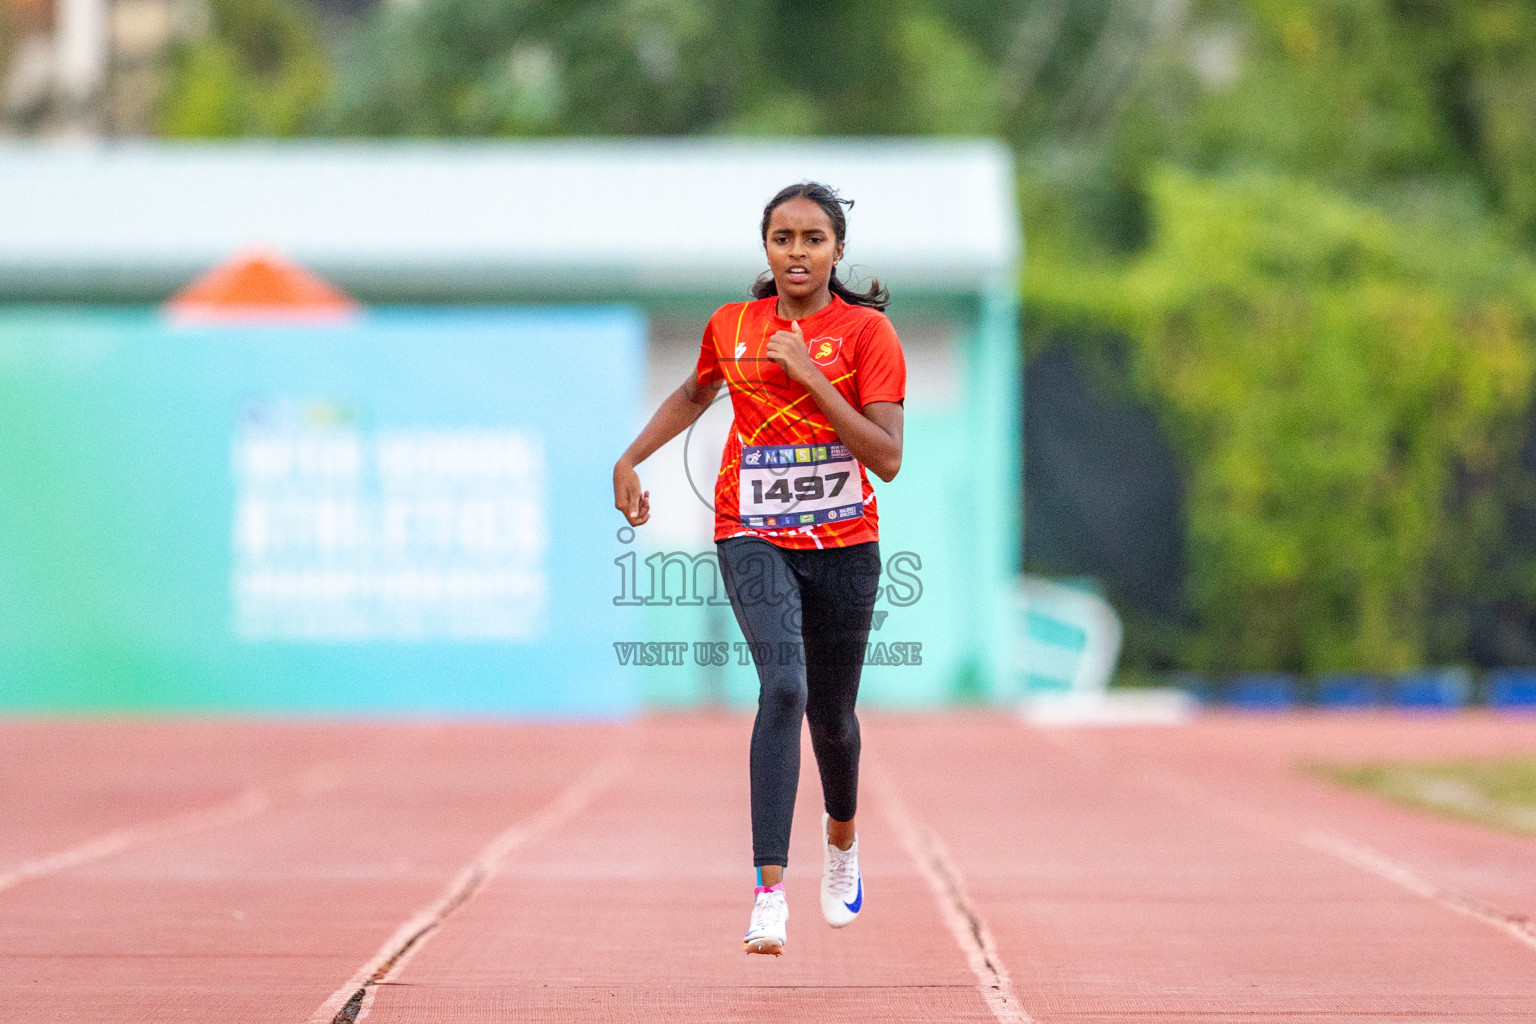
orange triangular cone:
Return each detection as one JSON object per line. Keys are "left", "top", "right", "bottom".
{"left": 166, "top": 250, "right": 361, "bottom": 324}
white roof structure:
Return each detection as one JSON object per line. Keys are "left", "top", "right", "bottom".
{"left": 0, "top": 140, "right": 1019, "bottom": 301}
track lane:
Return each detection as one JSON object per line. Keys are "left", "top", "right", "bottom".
{"left": 362, "top": 715, "right": 1003, "bottom": 1023}
{"left": 1090, "top": 713, "right": 1536, "bottom": 929}
{"left": 0, "top": 783, "right": 273, "bottom": 895}
{"left": 7, "top": 713, "right": 1534, "bottom": 1023}
{"left": 879, "top": 713, "right": 1536, "bottom": 1023}
{"left": 0, "top": 720, "right": 349, "bottom": 867}
{"left": 306, "top": 754, "right": 629, "bottom": 1023}
{"left": 870, "top": 761, "right": 1033, "bottom": 1023}
{"left": 0, "top": 722, "right": 624, "bottom": 1023}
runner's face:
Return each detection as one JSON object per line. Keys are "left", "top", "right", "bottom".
{"left": 764, "top": 199, "right": 844, "bottom": 304}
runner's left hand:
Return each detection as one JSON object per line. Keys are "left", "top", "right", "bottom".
{"left": 766, "top": 321, "right": 819, "bottom": 386}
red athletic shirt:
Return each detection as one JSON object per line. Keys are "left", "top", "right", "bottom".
{"left": 694, "top": 294, "right": 906, "bottom": 549}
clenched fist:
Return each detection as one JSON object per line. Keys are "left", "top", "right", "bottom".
{"left": 764, "top": 320, "right": 820, "bottom": 387}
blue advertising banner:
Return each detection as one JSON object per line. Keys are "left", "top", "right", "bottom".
{"left": 0, "top": 307, "right": 644, "bottom": 716}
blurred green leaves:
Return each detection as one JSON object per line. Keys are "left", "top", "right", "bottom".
{"left": 1162, "top": 0, "right": 1450, "bottom": 181}
{"left": 1034, "top": 167, "right": 1536, "bottom": 672}
{"left": 315, "top": 0, "right": 1006, "bottom": 137}
{"left": 889, "top": 11, "right": 1000, "bottom": 135}
{"left": 149, "top": 0, "right": 1536, "bottom": 226}
{"left": 158, "top": 0, "right": 329, "bottom": 137}
{"left": 321, "top": 0, "right": 730, "bottom": 136}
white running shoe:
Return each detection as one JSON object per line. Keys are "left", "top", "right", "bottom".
{"left": 743, "top": 887, "right": 788, "bottom": 955}
{"left": 821, "top": 812, "right": 863, "bottom": 928}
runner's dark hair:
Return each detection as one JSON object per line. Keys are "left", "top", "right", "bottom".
{"left": 751, "top": 182, "right": 890, "bottom": 311}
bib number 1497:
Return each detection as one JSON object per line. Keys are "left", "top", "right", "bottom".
{"left": 738, "top": 442, "right": 864, "bottom": 530}
{"left": 750, "top": 471, "right": 848, "bottom": 505}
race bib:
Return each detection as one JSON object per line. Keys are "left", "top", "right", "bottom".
{"left": 738, "top": 442, "right": 864, "bottom": 530}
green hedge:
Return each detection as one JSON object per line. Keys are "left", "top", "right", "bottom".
{"left": 1031, "top": 167, "right": 1536, "bottom": 673}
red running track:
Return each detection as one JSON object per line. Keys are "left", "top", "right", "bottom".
{"left": 1, "top": 712, "right": 1533, "bottom": 1022}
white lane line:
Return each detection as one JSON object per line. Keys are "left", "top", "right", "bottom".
{"left": 1035, "top": 726, "right": 1536, "bottom": 959}
{"left": 0, "top": 758, "right": 350, "bottom": 896}
{"left": 0, "top": 789, "right": 270, "bottom": 894}
{"left": 869, "top": 766, "right": 1035, "bottom": 1024}
{"left": 306, "top": 756, "right": 628, "bottom": 1024}
{"left": 1303, "top": 830, "right": 1536, "bottom": 953}
{"left": 1136, "top": 764, "right": 1536, "bottom": 958}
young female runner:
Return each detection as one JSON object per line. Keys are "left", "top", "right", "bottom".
{"left": 613, "top": 182, "right": 905, "bottom": 955}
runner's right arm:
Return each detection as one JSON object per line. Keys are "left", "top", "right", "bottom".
{"left": 613, "top": 373, "right": 722, "bottom": 527}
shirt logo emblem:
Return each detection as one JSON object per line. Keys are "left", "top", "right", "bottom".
{"left": 735, "top": 341, "right": 747, "bottom": 359}
{"left": 808, "top": 336, "right": 842, "bottom": 366}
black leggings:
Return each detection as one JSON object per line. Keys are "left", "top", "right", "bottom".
{"left": 717, "top": 537, "right": 882, "bottom": 868}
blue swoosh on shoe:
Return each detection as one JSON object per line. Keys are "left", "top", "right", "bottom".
{"left": 844, "top": 875, "right": 862, "bottom": 913}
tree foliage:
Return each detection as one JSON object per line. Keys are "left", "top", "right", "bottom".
{"left": 1033, "top": 169, "right": 1536, "bottom": 672}
{"left": 316, "top": 0, "right": 1012, "bottom": 137}
{"left": 158, "top": 0, "right": 329, "bottom": 137}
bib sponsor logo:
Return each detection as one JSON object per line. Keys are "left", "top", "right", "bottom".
{"left": 808, "top": 336, "right": 842, "bottom": 366}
